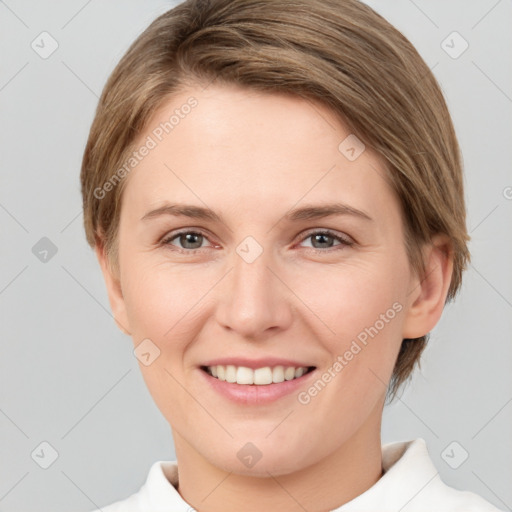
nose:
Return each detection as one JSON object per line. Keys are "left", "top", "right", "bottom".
{"left": 214, "top": 241, "right": 293, "bottom": 340}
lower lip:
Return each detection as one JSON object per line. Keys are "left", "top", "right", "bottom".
{"left": 200, "top": 368, "right": 316, "bottom": 405}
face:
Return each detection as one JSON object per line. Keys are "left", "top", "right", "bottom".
{"left": 99, "top": 83, "right": 438, "bottom": 477}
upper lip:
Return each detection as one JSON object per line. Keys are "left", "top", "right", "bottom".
{"left": 200, "top": 357, "right": 315, "bottom": 369}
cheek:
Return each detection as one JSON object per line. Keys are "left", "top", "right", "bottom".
{"left": 122, "top": 246, "right": 409, "bottom": 348}
{"left": 294, "top": 257, "right": 408, "bottom": 393}
{"left": 297, "top": 259, "right": 406, "bottom": 340}
{"left": 121, "top": 255, "right": 206, "bottom": 339}
{"left": 120, "top": 258, "right": 211, "bottom": 420}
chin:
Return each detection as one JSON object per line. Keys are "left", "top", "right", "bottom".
{"left": 222, "top": 453, "right": 306, "bottom": 478}
{"left": 203, "top": 435, "right": 314, "bottom": 478}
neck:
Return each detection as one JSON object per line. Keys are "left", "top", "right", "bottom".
{"left": 173, "top": 403, "right": 384, "bottom": 512}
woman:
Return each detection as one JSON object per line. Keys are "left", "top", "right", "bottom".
{"left": 80, "top": 0, "right": 503, "bottom": 510}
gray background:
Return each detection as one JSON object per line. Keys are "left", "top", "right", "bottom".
{"left": 0, "top": 1, "right": 511, "bottom": 511}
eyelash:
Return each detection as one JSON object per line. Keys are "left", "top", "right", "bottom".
{"left": 160, "top": 228, "right": 354, "bottom": 254}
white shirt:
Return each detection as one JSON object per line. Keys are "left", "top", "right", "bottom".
{"left": 90, "top": 438, "right": 503, "bottom": 511}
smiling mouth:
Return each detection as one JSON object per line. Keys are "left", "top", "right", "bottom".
{"left": 201, "top": 365, "right": 316, "bottom": 385}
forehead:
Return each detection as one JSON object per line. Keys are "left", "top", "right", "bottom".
{"left": 122, "top": 83, "right": 397, "bottom": 223}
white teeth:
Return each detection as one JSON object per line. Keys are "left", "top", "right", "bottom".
{"left": 225, "top": 365, "right": 237, "bottom": 383}
{"left": 284, "top": 367, "right": 296, "bottom": 380}
{"left": 236, "top": 366, "right": 254, "bottom": 385}
{"left": 272, "top": 365, "right": 285, "bottom": 383}
{"left": 254, "top": 367, "right": 273, "bottom": 385}
{"left": 206, "top": 365, "right": 310, "bottom": 385}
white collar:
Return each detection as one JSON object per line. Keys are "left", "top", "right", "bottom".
{"left": 112, "top": 438, "right": 501, "bottom": 511}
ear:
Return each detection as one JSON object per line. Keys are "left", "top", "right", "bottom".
{"left": 95, "top": 243, "right": 132, "bottom": 336}
{"left": 402, "top": 235, "right": 454, "bottom": 339}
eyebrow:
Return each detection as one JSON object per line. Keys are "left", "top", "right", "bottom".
{"left": 141, "top": 202, "right": 373, "bottom": 223}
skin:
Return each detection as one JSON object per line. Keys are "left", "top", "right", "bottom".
{"left": 96, "top": 82, "right": 453, "bottom": 512}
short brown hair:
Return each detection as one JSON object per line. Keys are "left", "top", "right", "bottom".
{"left": 80, "top": 0, "right": 470, "bottom": 399}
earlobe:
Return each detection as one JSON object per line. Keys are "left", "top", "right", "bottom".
{"left": 94, "top": 243, "right": 132, "bottom": 336}
{"left": 402, "top": 235, "right": 454, "bottom": 339}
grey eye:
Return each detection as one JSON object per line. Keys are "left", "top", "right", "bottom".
{"left": 177, "top": 232, "right": 205, "bottom": 249}
{"left": 163, "top": 231, "right": 209, "bottom": 250}
{"left": 308, "top": 233, "right": 338, "bottom": 249}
